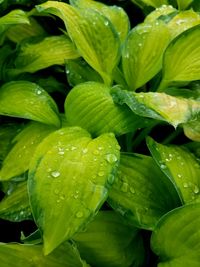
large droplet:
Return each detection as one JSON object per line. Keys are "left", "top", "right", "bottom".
{"left": 106, "top": 154, "right": 118, "bottom": 164}
{"left": 51, "top": 171, "right": 60, "bottom": 178}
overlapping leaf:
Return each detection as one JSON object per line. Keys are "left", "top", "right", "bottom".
{"left": 122, "top": 20, "right": 170, "bottom": 91}
{"left": 0, "top": 81, "right": 61, "bottom": 127}
{"left": 28, "top": 126, "right": 120, "bottom": 254}
{"left": 0, "top": 181, "right": 31, "bottom": 222}
{"left": 147, "top": 137, "right": 200, "bottom": 204}
{"left": 65, "top": 82, "right": 150, "bottom": 136}
{"left": 36, "top": 1, "right": 120, "bottom": 85}
{"left": 151, "top": 203, "right": 200, "bottom": 267}
{"left": 108, "top": 153, "right": 180, "bottom": 230}
{"left": 111, "top": 87, "right": 200, "bottom": 129}
{"left": 0, "top": 121, "right": 56, "bottom": 181}
{"left": 0, "top": 241, "right": 89, "bottom": 267}
{"left": 73, "top": 210, "right": 145, "bottom": 267}
{"left": 158, "top": 25, "right": 200, "bottom": 91}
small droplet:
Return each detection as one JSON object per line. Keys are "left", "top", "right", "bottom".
{"left": 177, "top": 174, "right": 182, "bottom": 178}
{"left": 76, "top": 211, "right": 83, "bottom": 218}
{"left": 60, "top": 194, "right": 65, "bottom": 200}
{"left": 121, "top": 182, "right": 128, "bottom": 193}
{"left": 106, "top": 154, "right": 118, "bottom": 164}
{"left": 183, "top": 182, "right": 188, "bottom": 188}
{"left": 130, "top": 186, "right": 135, "bottom": 194}
{"left": 36, "top": 89, "right": 42, "bottom": 95}
{"left": 71, "top": 146, "right": 77, "bottom": 151}
{"left": 58, "top": 151, "right": 65, "bottom": 155}
{"left": 107, "top": 174, "right": 115, "bottom": 185}
{"left": 51, "top": 171, "right": 60, "bottom": 178}
{"left": 98, "top": 171, "right": 105, "bottom": 177}
{"left": 160, "top": 164, "right": 166, "bottom": 169}
{"left": 194, "top": 185, "right": 199, "bottom": 194}
{"left": 82, "top": 148, "right": 88, "bottom": 154}
{"left": 104, "top": 20, "right": 109, "bottom": 26}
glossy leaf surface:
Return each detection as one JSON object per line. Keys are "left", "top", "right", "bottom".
{"left": 0, "top": 81, "right": 60, "bottom": 127}
{"left": 108, "top": 153, "right": 180, "bottom": 230}
{"left": 28, "top": 127, "right": 120, "bottom": 254}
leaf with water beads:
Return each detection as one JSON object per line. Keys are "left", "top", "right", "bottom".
{"left": 108, "top": 153, "right": 180, "bottom": 230}
{"left": 147, "top": 137, "right": 200, "bottom": 204}
{"left": 151, "top": 203, "right": 200, "bottom": 267}
{"left": 122, "top": 20, "right": 170, "bottom": 91}
{"left": 73, "top": 210, "right": 145, "bottom": 267}
{"left": 0, "top": 81, "right": 60, "bottom": 127}
{"left": 0, "top": 241, "right": 89, "bottom": 267}
{"left": 36, "top": 1, "right": 120, "bottom": 85}
{"left": 28, "top": 126, "right": 120, "bottom": 255}
{"left": 0, "top": 121, "right": 56, "bottom": 181}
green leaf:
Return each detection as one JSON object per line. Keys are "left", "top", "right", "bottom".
{"left": 36, "top": 1, "right": 120, "bottom": 85}
{"left": 177, "top": 0, "right": 193, "bottom": 10}
{"left": 183, "top": 116, "right": 200, "bottom": 141}
{"left": 9, "top": 35, "right": 79, "bottom": 77}
{"left": 108, "top": 153, "right": 180, "bottom": 230}
{"left": 70, "top": 0, "right": 130, "bottom": 44}
{"left": 66, "top": 58, "right": 103, "bottom": 87}
{"left": 0, "top": 181, "right": 31, "bottom": 222}
{"left": 158, "top": 25, "right": 200, "bottom": 91}
{"left": 0, "top": 242, "right": 89, "bottom": 267}
{"left": 21, "top": 229, "right": 42, "bottom": 245}
{"left": 151, "top": 203, "right": 200, "bottom": 267}
{"left": 0, "top": 121, "right": 56, "bottom": 181}
{"left": 65, "top": 82, "right": 150, "bottom": 136}
{"left": 144, "top": 5, "right": 177, "bottom": 23}
{"left": 6, "top": 17, "right": 46, "bottom": 43}
{"left": 0, "top": 81, "right": 60, "bottom": 127}
{"left": 122, "top": 20, "right": 170, "bottom": 91}
{"left": 147, "top": 137, "right": 200, "bottom": 204}
{"left": 0, "top": 9, "right": 29, "bottom": 30}
{"left": 111, "top": 87, "right": 200, "bottom": 128}
{"left": 28, "top": 126, "right": 120, "bottom": 255}
{"left": 73, "top": 210, "right": 145, "bottom": 267}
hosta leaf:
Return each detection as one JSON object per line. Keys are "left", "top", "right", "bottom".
{"left": 122, "top": 20, "right": 170, "bottom": 91}
{"left": 0, "top": 121, "right": 56, "bottom": 181}
{"left": 28, "top": 127, "right": 120, "bottom": 255}
{"left": 111, "top": 87, "right": 200, "bottom": 128}
{"left": 144, "top": 5, "right": 177, "bottom": 23}
{"left": 108, "top": 153, "right": 180, "bottom": 230}
{"left": 36, "top": 1, "right": 120, "bottom": 85}
{"left": 9, "top": 35, "right": 79, "bottom": 77}
{"left": 73, "top": 210, "right": 145, "bottom": 267}
{"left": 158, "top": 25, "right": 200, "bottom": 91}
{"left": 65, "top": 82, "right": 150, "bottom": 136}
{"left": 70, "top": 0, "right": 130, "bottom": 44}
{"left": 177, "top": 0, "right": 193, "bottom": 10}
{"left": 0, "top": 81, "right": 60, "bottom": 127}
{"left": 66, "top": 58, "right": 103, "bottom": 87}
{"left": 6, "top": 17, "right": 46, "bottom": 43}
{"left": 0, "top": 181, "right": 31, "bottom": 222}
{"left": 0, "top": 242, "right": 89, "bottom": 267}
{"left": 147, "top": 137, "right": 200, "bottom": 204}
{"left": 151, "top": 203, "right": 200, "bottom": 267}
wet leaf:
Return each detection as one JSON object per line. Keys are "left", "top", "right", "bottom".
{"left": 73, "top": 210, "right": 145, "bottom": 267}
{"left": 36, "top": 1, "right": 120, "bottom": 85}
{"left": 147, "top": 137, "right": 200, "bottom": 204}
{"left": 0, "top": 181, "right": 31, "bottom": 222}
{"left": 0, "top": 81, "right": 60, "bottom": 127}
{"left": 65, "top": 82, "right": 150, "bottom": 136}
{"left": 151, "top": 203, "right": 200, "bottom": 267}
{"left": 122, "top": 20, "right": 170, "bottom": 90}
{"left": 108, "top": 153, "right": 180, "bottom": 230}
{"left": 28, "top": 127, "right": 120, "bottom": 254}
{"left": 0, "top": 121, "right": 56, "bottom": 181}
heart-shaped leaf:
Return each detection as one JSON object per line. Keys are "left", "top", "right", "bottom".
{"left": 28, "top": 126, "right": 120, "bottom": 254}
{"left": 0, "top": 181, "right": 31, "bottom": 222}
{"left": 158, "top": 25, "right": 200, "bottom": 91}
{"left": 147, "top": 137, "right": 200, "bottom": 204}
{"left": 65, "top": 82, "right": 150, "bottom": 136}
{"left": 9, "top": 35, "right": 79, "bottom": 77}
{"left": 0, "top": 81, "right": 60, "bottom": 127}
{"left": 70, "top": 0, "right": 130, "bottom": 44}
{"left": 151, "top": 203, "right": 200, "bottom": 267}
{"left": 36, "top": 1, "right": 120, "bottom": 85}
{"left": 122, "top": 20, "right": 170, "bottom": 91}
{"left": 111, "top": 87, "right": 200, "bottom": 129}
{"left": 0, "top": 241, "right": 89, "bottom": 267}
{"left": 108, "top": 153, "right": 180, "bottom": 230}
{"left": 0, "top": 122, "right": 56, "bottom": 181}
{"left": 73, "top": 210, "right": 145, "bottom": 267}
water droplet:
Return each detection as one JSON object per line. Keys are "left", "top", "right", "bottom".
{"left": 82, "top": 148, "right": 88, "bottom": 154}
{"left": 121, "top": 182, "right": 128, "bottom": 192}
{"left": 107, "top": 174, "right": 115, "bottom": 185}
{"left": 98, "top": 146, "right": 103, "bottom": 151}
{"left": 36, "top": 89, "right": 42, "bottom": 95}
{"left": 51, "top": 171, "right": 60, "bottom": 178}
{"left": 138, "top": 43, "right": 142, "bottom": 47}
{"left": 104, "top": 20, "right": 109, "bottom": 26}
{"left": 76, "top": 211, "right": 83, "bottom": 218}
{"left": 160, "top": 164, "right": 166, "bottom": 169}
{"left": 71, "top": 146, "right": 77, "bottom": 151}
{"left": 183, "top": 182, "right": 188, "bottom": 188}
{"left": 177, "top": 174, "right": 182, "bottom": 178}
{"left": 130, "top": 186, "right": 135, "bottom": 194}
{"left": 194, "top": 185, "right": 199, "bottom": 194}
{"left": 60, "top": 194, "right": 65, "bottom": 200}
{"left": 98, "top": 171, "right": 105, "bottom": 177}
{"left": 106, "top": 154, "right": 118, "bottom": 164}
{"left": 57, "top": 199, "right": 61, "bottom": 203}
{"left": 58, "top": 151, "right": 65, "bottom": 155}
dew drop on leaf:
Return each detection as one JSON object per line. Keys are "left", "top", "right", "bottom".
{"left": 105, "top": 154, "right": 118, "bottom": 163}
{"left": 51, "top": 171, "right": 60, "bottom": 178}
{"left": 76, "top": 211, "right": 83, "bottom": 218}
{"left": 121, "top": 182, "right": 128, "bottom": 192}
